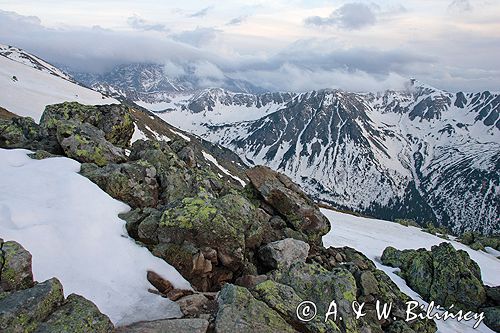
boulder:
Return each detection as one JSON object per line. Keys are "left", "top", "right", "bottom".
{"left": 0, "top": 278, "right": 64, "bottom": 332}
{"left": 40, "top": 102, "right": 134, "bottom": 148}
{"left": 215, "top": 284, "right": 296, "bottom": 333}
{"left": 258, "top": 238, "right": 310, "bottom": 270}
{"left": 56, "top": 121, "right": 126, "bottom": 166}
{"left": 155, "top": 192, "right": 257, "bottom": 291}
{"left": 0, "top": 240, "right": 34, "bottom": 291}
{"left": 0, "top": 116, "right": 40, "bottom": 149}
{"left": 381, "top": 242, "right": 487, "bottom": 312}
{"left": 176, "top": 293, "right": 210, "bottom": 316}
{"left": 80, "top": 160, "right": 159, "bottom": 208}
{"left": 34, "top": 294, "right": 113, "bottom": 333}
{"left": 246, "top": 166, "right": 330, "bottom": 245}
{"left": 114, "top": 318, "right": 209, "bottom": 333}
{"left": 481, "top": 306, "right": 500, "bottom": 332}
{"left": 253, "top": 280, "right": 340, "bottom": 333}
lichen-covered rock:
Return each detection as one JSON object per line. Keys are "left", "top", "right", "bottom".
{"left": 80, "top": 160, "right": 159, "bottom": 208}
{"left": 258, "top": 238, "right": 310, "bottom": 270}
{"left": 305, "top": 246, "right": 437, "bottom": 333}
{"left": 271, "top": 261, "right": 359, "bottom": 333}
{"left": 253, "top": 280, "right": 340, "bottom": 333}
{"left": 481, "top": 306, "right": 500, "bottom": 332}
{"left": 155, "top": 191, "right": 258, "bottom": 291}
{"left": 34, "top": 294, "right": 113, "bottom": 333}
{"left": 381, "top": 242, "right": 487, "bottom": 312}
{"left": 246, "top": 166, "right": 330, "bottom": 245}
{"left": 215, "top": 284, "right": 296, "bottom": 333}
{"left": 114, "top": 318, "right": 209, "bottom": 333}
{"left": 0, "top": 240, "right": 34, "bottom": 292}
{"left": 40, "top": 102, "right": 134, "bottom": 148}
{"left": 0, "top": 278, "right": 64, "bottom": 332}
{"left": 0, "top": 116, "right": 40, "bottom": 149}
{"left": 56, "top": 121, "right": 126, "bottom": 166}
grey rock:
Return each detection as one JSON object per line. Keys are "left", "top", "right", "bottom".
{"left": 0, "top": 278, "right": 64, "bottom": 332}
{"left": 0, "top": 240, "right": 34, "bottom": 292}
{"left": 258, "top": 238, "right": 310, "bottom": 270}
{"left": 34, "top": 294, "right": 113, "bottom": 333}
{"left": 215, "top": 284, "right": 296, "bottom": 333}
{"left": 114, "top": 318, "right": 209, "bottom": 333}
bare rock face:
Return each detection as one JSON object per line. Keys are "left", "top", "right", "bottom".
{"left": 246, "top": 166, "right": 330, "bottom": 245}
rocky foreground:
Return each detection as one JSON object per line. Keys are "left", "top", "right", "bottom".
{"left": 0, "top": 102, "right": 497, "bottom": 332}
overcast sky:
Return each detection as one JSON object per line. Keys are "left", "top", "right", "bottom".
{"left": 0, "top": 0, "right": 499, "bottom": 92}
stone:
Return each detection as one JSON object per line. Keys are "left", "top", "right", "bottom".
{"left": 0, "top": 116, "right": 40, "bottom": 149}
{"left": 167, "top": 289, "right": 194, "bottom": 301}
{"left": 0, "top": 240, "right": 34, "bottom": 292}
{"left": 235, "top": 275, "right": 268, "bottom": 289}
{"left": 481, "top": 306, "right": 500, "bottom": 332}
{"left": 34, "top": 294, "right": 113, "bottom": 333}
{"left": 0, "top": 278, "right": 64, "bottom": 332}
{"left": 176, "top": 293, "right": 210, "bottom": 316}
{"left": 258, "top": 238, "right": 310, "bottom": 270}
{"left": 253, "top": 279, "right": 340, "bottom": 333}
{"left": 40, "top": 102, "right": 134, "bottom": 148}
{"left": 80, "top": 161, "right": 159, "bottom": 208}
{"left": 215, "top": 284, "right": 296, "bottom": 333}
{"left": 246, "top": 166, "right": 330, "bottom": 245}
{"left": 381, "top": 242, "right": 487, "bottom": 312}
{"left": 114, "top": 318, "right": 209, "bottom": 333}
{"left": 56, "top": 121, "right": 126, "bottom": 166}
{"left": 146, "top": 270, "right": 174, "bottom": 295}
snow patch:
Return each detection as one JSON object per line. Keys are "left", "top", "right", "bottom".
{"left": 0, "top": 149, "right": 190, "bottom": 326}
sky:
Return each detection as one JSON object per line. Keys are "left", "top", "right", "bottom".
{"left": 0, "top": 0, "right": 499, "bottom": 92}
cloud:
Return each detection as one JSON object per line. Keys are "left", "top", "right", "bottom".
{"left": 170, "top": 27, "right": 220, "bottom": 47}
{"left": 126, "top": 15, "right": 168, "bottom": 32}
{"left": 305, "top": 2, "right": 377, "bottom": 30}
{"left": 226, "top": 15, "right": 248, "bottom": 26}
{"left": 1, "top": 8, "right": 499, "bottom": 93}
{"left": 448, "top": 0, "right": 473, "bottom": 12}
{"left": 189, "top": 6, "right": 213, "bottom": 18}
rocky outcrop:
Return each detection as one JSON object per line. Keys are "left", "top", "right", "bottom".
{"left": 0, "top": 239, "right": 113, "bottom": 333}
{"left": 1, "top": 103, "right": 441, "bottom": 332}
{"left": 381, "top": 243, "right": 486, "bottom": 311}
{"left": 381, "top": 242, "right": 500, "bottom": 332}
{"left": 246, "top": 166, "right": 330, "bottom": 245}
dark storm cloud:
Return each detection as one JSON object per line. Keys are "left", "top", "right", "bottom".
{"left": 305, "top": 2, "right": 377, "bottom": 30}
{"left": 126, "top": 15, "right": 168, "bottom": 32}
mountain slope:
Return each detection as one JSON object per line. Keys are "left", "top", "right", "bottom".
{"left": 71, "top": 62, "right": 267, "bottom": 106}
{"left": 158, "top": 83, "right": 500, "bottom": 234}
{"left": 0, "top": 45, "right": 117, "bottom": 122}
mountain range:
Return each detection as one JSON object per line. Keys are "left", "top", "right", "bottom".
{"left": 2, "top": 48, "right": 498, "bottom": 235}
{"left": 75, "top": 62, "right": 499, "bottom": 235}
